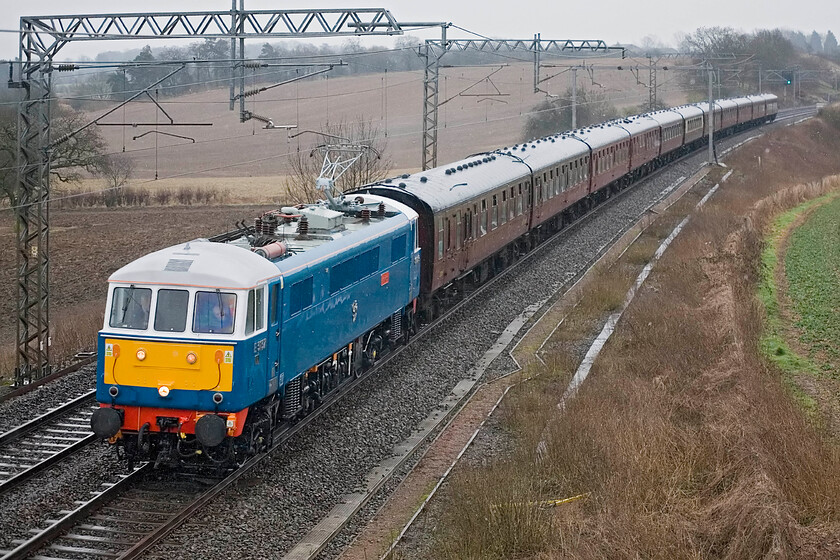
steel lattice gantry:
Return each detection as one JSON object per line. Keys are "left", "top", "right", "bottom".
{"left": 12, "top": 7, "right": 407, "bottom": 386}
{"left": 420, "top": 37, "right": 624, "bottom": 170}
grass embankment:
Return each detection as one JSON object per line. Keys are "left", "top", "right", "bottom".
{"left": 429, "top": 115, "right": 840, "bottom": 558}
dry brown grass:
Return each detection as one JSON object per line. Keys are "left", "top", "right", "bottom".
{"left": 431, "top": 118, "right": 840, "bottom": 558}
{"left": 0, "top": 302, "right": 102, "bottom": 383}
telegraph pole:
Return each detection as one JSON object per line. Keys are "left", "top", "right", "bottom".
{"left": 708, "top": 63, "right": 715, "bottom": 165}
{"left": 571, "top": 67, "right": 577, "bottom": 129}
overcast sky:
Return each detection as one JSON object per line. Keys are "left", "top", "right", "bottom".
{"left": 1, "top": 0, "right": 837, "bottom": 60}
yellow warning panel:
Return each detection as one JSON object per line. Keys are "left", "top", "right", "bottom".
{"left": 103, "top": 339, "right": 234, "bottom": 391}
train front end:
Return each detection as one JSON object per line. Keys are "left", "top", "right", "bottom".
{"left": 90, "top": 241, "right": 279, "bottom": 466}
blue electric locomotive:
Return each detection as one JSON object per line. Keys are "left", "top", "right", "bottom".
{"left": 91, "top": 194, "right": 420, "bottom": 465}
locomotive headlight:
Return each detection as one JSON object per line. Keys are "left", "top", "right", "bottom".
{"left": 136, "top": 348, "right": 146, "bottom": 361}
{"left": 158, "top": 385, "right": 170, "bottom": 397}
{"left": 186, "top": 352, "right": 198, "bottom": 365}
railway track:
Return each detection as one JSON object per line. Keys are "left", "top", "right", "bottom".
{"left": 0, "top": 391, "right": 97, "bottom": 496}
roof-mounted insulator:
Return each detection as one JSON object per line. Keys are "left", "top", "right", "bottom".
{"left": 378, "top": 202, "right": 386, "bottom": 217}
{"left": 361, "top": 208, "right": 371, "bottom": 223}
{"left": 296, "top": 215, "right": 309, "bottom": 238}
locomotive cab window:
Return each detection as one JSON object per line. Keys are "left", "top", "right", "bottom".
{"left": 154, "top": 289, "right": 188, "bottom": 332}
{"left": 245, "top": 286, "right": 265, "bottom": 335}
{"left": 109, "top": 286, "right": 152, "bottom": 330}
{"left": 193, "top": 291, "right": 236, "bottom": 335}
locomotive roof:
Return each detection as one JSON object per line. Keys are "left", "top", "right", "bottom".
{"left": 109, "top": 195, "right": 418, "bottom": 289}
{"left": 268, "top": 196, "right": 416, "bottom": 278}
{"left": 109, "top": 241, "right": 280, "bottom": 290}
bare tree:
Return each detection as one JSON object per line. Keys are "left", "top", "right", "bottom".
{"left": 99, "top": 153, "right": 135, "bottom": 207}
{"left": 680, "top": 27, "right": 749, "bottom": 58}
{"left": 523, "top": 87, "right": 619, "bottom": 140}
{"left": 0, "top": 102, "right": 105, "bottom": 207}
{"left": 282, "top": 118, "right": 392, "bottom": 204}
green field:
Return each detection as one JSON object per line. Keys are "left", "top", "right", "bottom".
{"left": 784, "top": 195, "right": 840, "bottom": 375}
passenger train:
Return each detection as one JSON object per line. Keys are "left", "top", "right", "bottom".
{"left": 91, "top": 94, "right": 778, "bottom": 466}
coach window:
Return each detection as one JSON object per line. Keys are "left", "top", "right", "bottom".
{"left": 491, "top": 195, "right": 498, "bottom": 229}
{"left": 473, "top": 204, "right": 479, "bottom": 238}
{"left": 456, "top": 213, "right": 462, "bottom": 249}
{"left": 500, "top": 192, "right": 507, "bottom": 225}
{"left": 193, "top": 291, "right": 236, "bottom": 335}
{"left": 438, "top": 217, "right": 444, "bottom": 259}
{"left": 154, "top": 289, "right": 188, "bottom": 332}
{"left": 480, "top": 200, "right": 488, "bottom": 236}
{"left": 445, "top": 217, "right": 451, "bottom": 251}
{"left": 110, "top": 286, "right": 152, "bottom": 330}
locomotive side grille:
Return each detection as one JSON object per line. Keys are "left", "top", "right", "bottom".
{"left": 390, "top": 310, "right": 402, "bottom": 341}
{"left": 283, "top": 377, "right": 302, "bottom": 419}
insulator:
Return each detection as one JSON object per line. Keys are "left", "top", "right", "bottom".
{"left": 377, "top": 202, "right": 385, "bottom": 217}
{"left": 243, "top": 88, "right": 261, "bottom": 98}
{"left": 255, "top": 216, "right": 263, "bottom": 234}
{"left": 262, "top": 213, "right": 278, "bottom": 235}
{"left": 361, "top": 208, "right": 371, "bottom": 223}
{"left": 57, "top": 64, "right": 77, "bottom": 72}
{"left": 244, "top": 61, "right": 263, "bottom": 69}
{"left": 297, "top": 215, "right": 309, "bottom": 237}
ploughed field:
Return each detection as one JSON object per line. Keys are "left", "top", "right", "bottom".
{"left": 0, "top": 205, "right": 267, "bottom": 343}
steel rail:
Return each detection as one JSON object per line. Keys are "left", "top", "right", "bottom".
{"left": 0, "top": 354, "right": 96, "bottom": 404}
{"left": 0, "top": 463, "right": 151, "bottom": 559}
{"left": 0, "top": 391, "right": 98, "bottom": 496}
